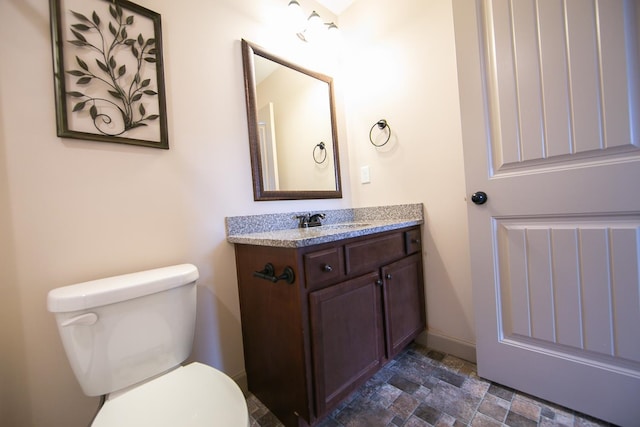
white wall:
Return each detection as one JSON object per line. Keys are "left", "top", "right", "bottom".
{"left": 0, "top": 0, "right": 475, "bottom": 426}
{"left": 339, "top": 0, "right": 475, "bottom": 358}
{"left": 0, "top": 1, "right": 348, "bottom": 426}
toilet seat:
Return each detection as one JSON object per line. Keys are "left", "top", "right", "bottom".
{"left": 92, "top": 362, "right": 249, "bottom": 427}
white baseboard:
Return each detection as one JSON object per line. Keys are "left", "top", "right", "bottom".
{"left": 415, "top": 331, "right": 477, "bottom": 364}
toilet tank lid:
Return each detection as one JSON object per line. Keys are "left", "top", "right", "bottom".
{"left": 47, "top": 264, "right": 199, "bottom": 313}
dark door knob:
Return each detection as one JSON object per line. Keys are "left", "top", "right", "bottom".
{"left": 471, "top": 191, "right": 488, "bottom": 205}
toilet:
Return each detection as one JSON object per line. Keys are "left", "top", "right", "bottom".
{"left": 47, "top": 264, "right": 249, "bottom": 427}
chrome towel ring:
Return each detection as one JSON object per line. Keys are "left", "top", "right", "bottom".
{"left": 369, "top": 119, "right": 391, "bottom": 147}
{"left": 313, "top": 141, "right": 327, "bottom": 164}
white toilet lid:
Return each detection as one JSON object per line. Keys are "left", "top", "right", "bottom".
{"left": 92, "top": 362, "right": 249, "bottom": 427}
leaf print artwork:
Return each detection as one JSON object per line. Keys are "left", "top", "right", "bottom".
{"left": 50, "top": 0, "right": 168, "bottom": 148}
{"left": 65, "top": 4, "right": 159, "bottom": 136}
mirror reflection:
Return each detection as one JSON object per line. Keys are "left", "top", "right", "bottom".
{"left": 241, "top": 39, "right": 342, "bottom": 201}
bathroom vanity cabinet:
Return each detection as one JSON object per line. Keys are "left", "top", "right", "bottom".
{"left": 233, "top": 226, "right": 425, "bottom": 427}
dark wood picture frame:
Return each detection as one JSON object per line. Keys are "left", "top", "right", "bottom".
{"left": 241, "top": 39, "right": 342, "bottom": 201}
{"left": 50, "top": 0, "right": 169, "bottom": 149}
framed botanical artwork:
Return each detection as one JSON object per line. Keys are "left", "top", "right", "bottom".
{"left": 50, "top": 0, "right": 169, "bottom": 149}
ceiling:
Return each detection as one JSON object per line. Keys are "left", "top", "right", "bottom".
{"left": 315, "top": 0, "right": 356, "bottom": 15}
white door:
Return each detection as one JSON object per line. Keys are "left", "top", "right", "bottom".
{"left": 453, "top": 1, "right": 640, "bottom": 425}
{"left": 258, "top": 102, "right": 280, "bottom": 191}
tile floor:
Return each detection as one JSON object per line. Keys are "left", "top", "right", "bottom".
{"left": 246, "top": 343, "right": 613, "bottom": 427}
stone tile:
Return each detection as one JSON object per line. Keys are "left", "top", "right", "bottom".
{"left": 359, "top": 374, "right": 389, "bottom": 399}
{"left": 540, "top": 406, "right": 555, "bottom": 419}
{"left": 432, "top": 367, "right": 466, "bottom": 387}
{"left": 330, "top": 397, "right": 351, "bottom": 417}
{"left": 423, "top": 380, "right": 482, "bottom": 423}
{"left": 477, "top": 393, "right": 509, "bottom": 423}
{"left": 441, "top": 355, "right": 466, "bottom": 371}
{"left": 458, "top": 361, "right": 478, "bottom": 377}
{"left": 337, "top": 402, "right": 395, "bottom": 427}
{"left": 414, "top": 402, "right": 443, "bottom": 424}
{"left": 435, "top": 412, "right": 458, "bottom": 426}
{"left": 372, "top": 382, "right": 403, "bottom": 408}
{"left": 461, "top": 376, "right": 491, "bottom": 399}
{"left": 390, "top": 353, "right": 436, "bottom": 385}
{"left": 504, "top": 410, "right": 538, "bottom": 427}
{"left": 390, "top": 415, "right": 404, "bottom": 426}
{"left": 422, "top": 374, "right": 441, "bottom": 389}
{"left": 246, "top": 343, "right": 613, "bottom": 427}
{"left": 413, "top": 385, "right": 432, "bottom": 401}
{"left": 510, "top": 394, "right": 541, "bottom": 421}
{"left": 487, "top": 383, "right": 515, "bottom": 401}
{"left": 371, "top": 365, "right": 396, "bottom": 383}
{"left": 345, "top": 392, "right": 375, "bottom": 411}
{"left": 388, "top": 374, "right": 421, "bottom": 394}
{"left": 541, "top": 402, "right": 575, "bottom": 426}
{"left": 540, "top": 416, "right": 572, "bottom": 427}
{"left": 471, "top": 412, "right": 503, "bottom": 427}
{"left": 574, "top": 414, "right": 612, "bottom": 427}
{"left": 247, "top": 395, "right": 271, "bottom": 422}
{"left": 390, "top": 392, "right": 420, "bottom": 419}
{"left": 404, "top": 415, "right": 431, "bottom": 427}
{"left": 246, "top": 394, "right": 260, "bottom": 410}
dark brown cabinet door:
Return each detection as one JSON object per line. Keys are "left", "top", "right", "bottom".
{"left": 309, "top": 271, "right": 385, "bottom": 417}
{"left": 382, "top": 253, "right": 426, "bottom": 358}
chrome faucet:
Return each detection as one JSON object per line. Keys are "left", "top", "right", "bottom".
{"left": 295, "top": 213, "right": 326, "bottom": 228}
{"left": 296, "top": 214, "right": 310, "bottom": 228}
{"left": 308, "top": 213, "right": 325, "bottom": 227}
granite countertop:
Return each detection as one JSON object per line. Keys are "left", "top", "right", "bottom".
{"left": 225, "top": 204, "right": 424, "bottom": 248}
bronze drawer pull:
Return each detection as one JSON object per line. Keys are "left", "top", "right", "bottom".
{"left": 253, "top": 263, "right": 296, "bottom": 284}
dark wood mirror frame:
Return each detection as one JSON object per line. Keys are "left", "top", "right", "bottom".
{"left": 241, "top": 39, "right": 342, "bottom": 201}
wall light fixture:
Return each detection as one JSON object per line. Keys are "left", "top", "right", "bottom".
{"left": 287, "top": 0, "right": 339, "bottom": 43}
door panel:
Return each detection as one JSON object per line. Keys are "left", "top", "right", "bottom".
{"left": 496, "top": 217, "right": 640, "bottom": 366}
{"left": 484, "top": 0, "right": 638, "bottom": 173}
{"left": 453, "top": 0, "right": 640, "bottom": 425}
{"left": 538, "top": 0, "right": 572, "bottom": 158}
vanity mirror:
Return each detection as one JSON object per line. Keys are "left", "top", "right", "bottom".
{"left": 241, "top": 39, "right": 342, "bottom": 201}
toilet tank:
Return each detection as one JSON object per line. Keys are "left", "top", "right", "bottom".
{"left": 47, "top": 264, "right": 199, "bottom": 397}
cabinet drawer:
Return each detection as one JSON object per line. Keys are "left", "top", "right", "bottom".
{"left": 304, "top": 247, "right": 345, "bottom": 288}
{"left": 345, "top": 232, "right": 405, "bottom": 276}
{"left": 404, "top": 229, "right": 422, "bottom": 254}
